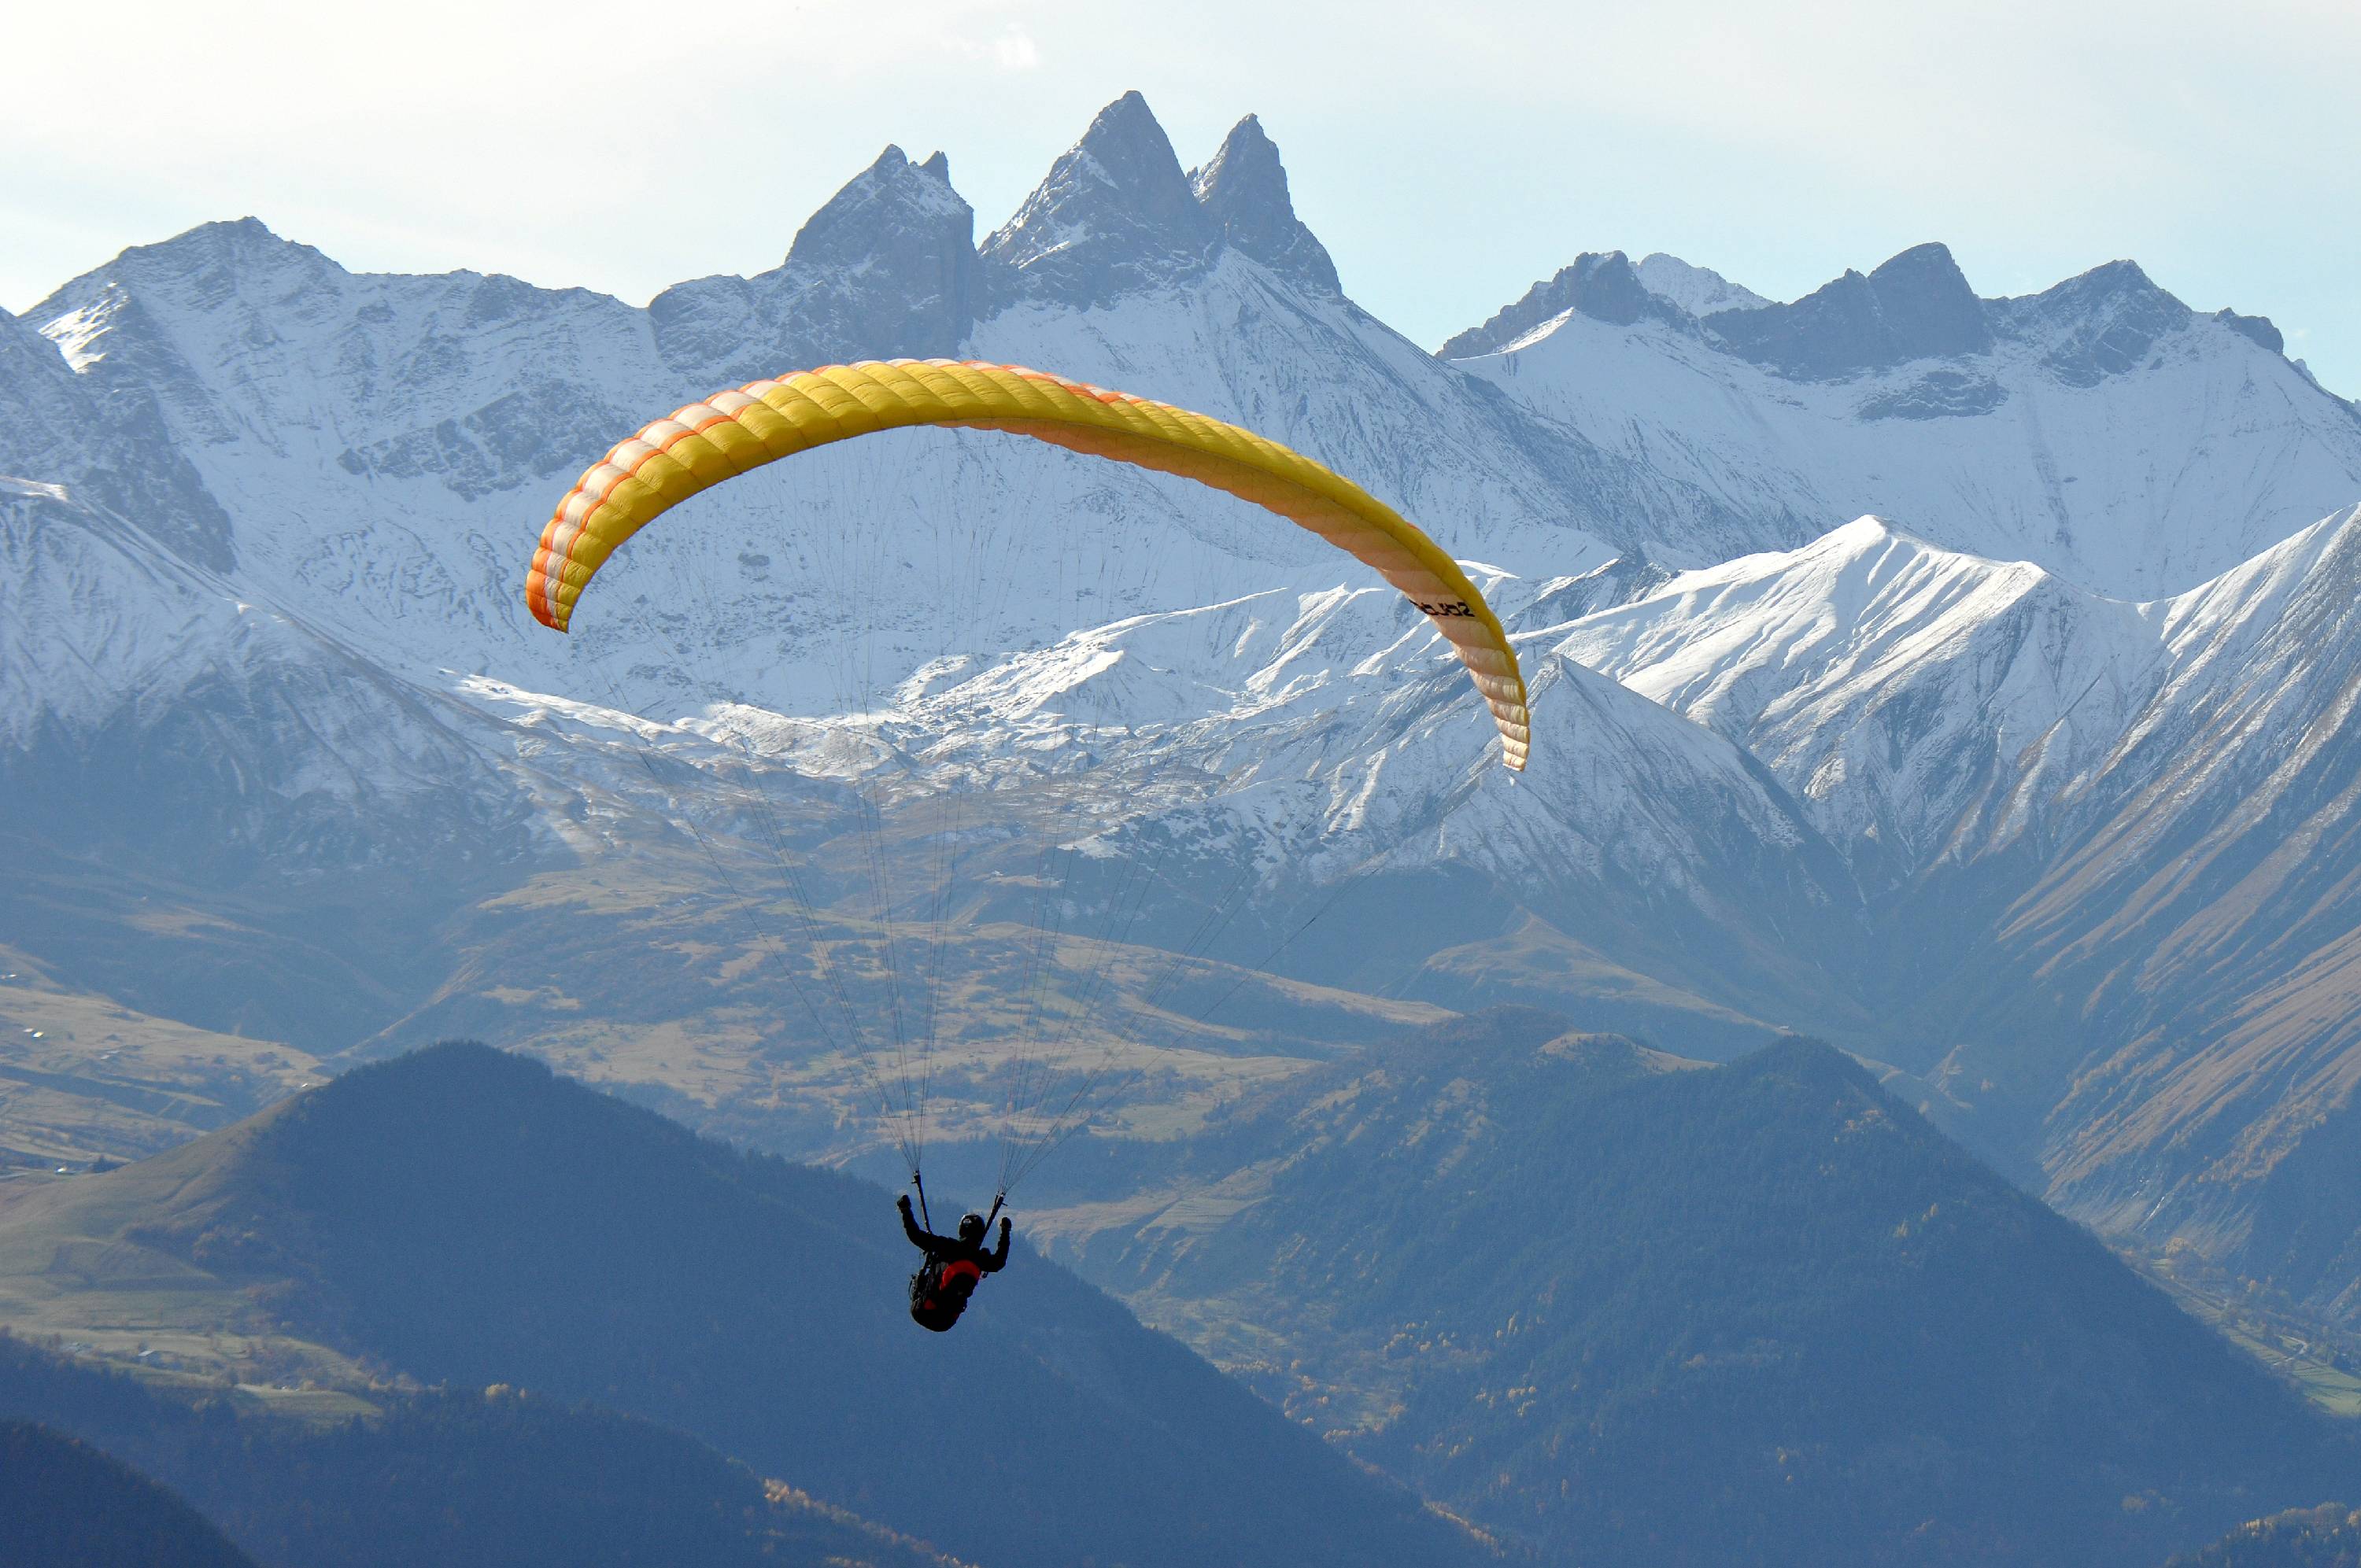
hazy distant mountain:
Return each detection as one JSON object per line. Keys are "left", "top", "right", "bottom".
{"left": 0, "top": 1043, "right": 1478, "bottom": 1568}
{"left": 1044, "top": 1009, "right": 2360, "bottom": 1567}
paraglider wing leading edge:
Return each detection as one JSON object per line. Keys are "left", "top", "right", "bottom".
{"left": 524, "top": 359, "right": 1531, "bottom": 769}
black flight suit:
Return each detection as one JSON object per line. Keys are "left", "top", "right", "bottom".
{"left": 899, "top": 1196, "right": 1010, "bottom": 1331}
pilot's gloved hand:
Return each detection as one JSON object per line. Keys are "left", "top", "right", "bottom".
{"left": 999, "top": 1216, "right": 1012, "bottom": 1241}
{"left": 897, "top": 1194, "right": 914, "bottom": 1215}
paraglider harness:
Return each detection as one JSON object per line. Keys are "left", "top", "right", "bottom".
{"left": 906, "top": 1179, "right": 1004, "bottom": 1334}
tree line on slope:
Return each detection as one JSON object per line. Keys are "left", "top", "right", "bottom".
{"left": 1076, "top": 1010, "right": 2361, "bottom": 1566}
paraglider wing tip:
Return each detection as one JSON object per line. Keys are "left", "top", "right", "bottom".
{"left": 1498, "top": 703, "right": 1532, "bottom": 772}
{"left": 523, "top": 565, "right": 571, "bottom": 633}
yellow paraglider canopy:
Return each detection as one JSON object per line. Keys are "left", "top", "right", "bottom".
{"left": 527, "top": 359, "right": 1530, "bottom": 769}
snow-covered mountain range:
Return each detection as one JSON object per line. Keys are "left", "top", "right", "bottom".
{"left": 1450, "top": 242, "right": 2361, "bottom": 598}
{"left": 9, "top": 91, "right": 2361, "bottom": 1322}
{"left": 1550, "top": 509, "right": 2361, "bottom": 1243}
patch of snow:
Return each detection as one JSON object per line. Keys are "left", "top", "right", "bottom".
{"left": 1635, "top": 253, "right": 1769, "bottom": 316}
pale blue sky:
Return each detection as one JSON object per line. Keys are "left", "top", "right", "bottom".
{"left": 7, "top": 0, "right": 2355, "bottom": 393}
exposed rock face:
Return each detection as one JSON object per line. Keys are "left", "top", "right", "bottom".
{"left": 9, "top": 291, "right": 237, "bottom": 572}
{"left": 651, "top": 146, "right": 983, "bottom": 375}
{"left": 984, "top": 90, "right": 1220, "bottom": 308}
{"left": 1707, "top": 242, "right": 1993, "bottom": 378}
{"left": 1450, "top": 239, "right": 2361, "bottom": 599}
{"left": 2213, "top": 306, "right": 2285, "bottom": 355}
{"left": 1190, "top": 114, "right": 1340, "bottom": 295}
{"left": 1439, "top": 250, "right": 1690, "bottom": 358}
{"left": 1994, "top": 258, "right": 2196, "bottom": 387}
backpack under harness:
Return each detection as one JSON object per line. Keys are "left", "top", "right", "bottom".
{"left": 909, "top": 1256, "right": 985, "bottom": 1333}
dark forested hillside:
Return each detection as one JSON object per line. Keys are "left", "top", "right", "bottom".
{"left": 1064, "top": 1009, "right": 2361, "bottom": 1566}
{"left": 3, "top": 1042, "right": 1475, "bottom": 1568}
{"left": 0, "top": 1334, "right": 951, "bottom": 1568}
{"left": 0, "top": 1415, "right": 256, "bottom": 1568}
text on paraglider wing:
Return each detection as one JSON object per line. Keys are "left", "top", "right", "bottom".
{"left": 1416, "top": 600, "right": 1476, "bottom": 618}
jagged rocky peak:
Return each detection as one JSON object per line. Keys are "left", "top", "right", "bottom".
{"left": 9, "top": 256, "right": 239, "bottom": 572}
{"left": 1993, "top": 259, "right": 2195, "bottom": 388}
{"left": 1707, "top": 241, "right": 1991, "bottom": 381}
{"left": 1188, "top": 113, "right": 1339, "bottom": 294}
{"left": 0, "top": 302, "right": 76, "bottom": 394}
{"left": 1863, "top": 242, "right": 1990, "bottom": 356}
{"left": 125, "top": 215, "right": 318, "bottom": 271}
{"left": 651, "top": 143, "right": 982, "bottom": 370}
{"left": 2012, "top": 256, "right": 2167, "bottom": 315}
{"left": 34, "top": 216, "right": 360, "bottom": 447}
{"left": 2210, "top": 306, "right": 2284, "bottom": 356}
{"left": 0, "top": 307, "right": 100, "bottom": 481}
{"left": 784, "top": 142, "right": 984, "bottom": 355}
{"left": 45, "top": 217, "right": 344, "bottom": 327}
{"left": 786, "top": 143, "right": 975, "bottom": 272}
{"left": 1439, "top": 250, "right": 1688, "bottom": 360}
{"left": 982, "top": 90, "right": 1217, "bottom": 308}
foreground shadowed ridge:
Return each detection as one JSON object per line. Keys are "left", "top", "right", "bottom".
{"left": 0, "top": 1336, "right": 955, "bottom": 1568}
{"left": 0, "top": 1415, "right": 257, "bottom": 1568}
{"left": 2, "top": 1040, "right": 1476, "bottom": 1568}
{"left": 1057, "top": 1009, "right": 2361, "bottom": 1566}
